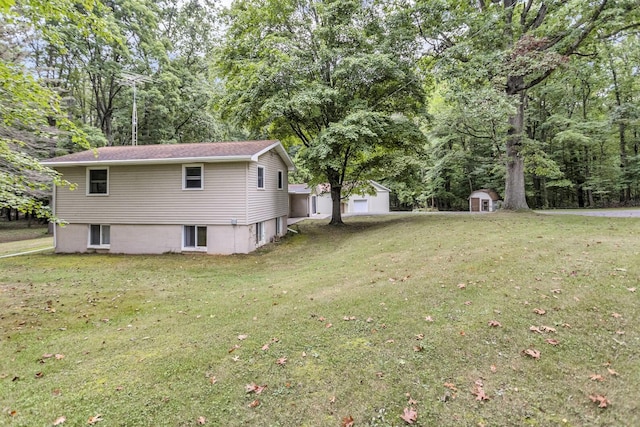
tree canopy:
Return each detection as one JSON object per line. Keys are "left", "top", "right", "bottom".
{"left": 217, "top": 0, "right": 425, "bottom": 224}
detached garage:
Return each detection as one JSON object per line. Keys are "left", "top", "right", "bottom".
{"left": 288, "top": 180, "right": 391, "bottom": 217}
{"left": 469, "top": 189, "right": 501, "bottom": 212}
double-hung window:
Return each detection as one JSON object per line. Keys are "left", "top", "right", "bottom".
{"left": 184, "top": 225, "right": 207, "bottom": 250}
{"left": 87, "top": 168, "right": 109, "bottom": 195}
{"left": 257, "top": 166, "right": 265, "bottom": 189}
{"left": 89, "top": 224, "right": 110, "bottom": 247}
{"left": 275, "top": 217, "right": 282, "bottom": 235}
{"left": 183, "top": 164, "right": 203, "bottom": 190}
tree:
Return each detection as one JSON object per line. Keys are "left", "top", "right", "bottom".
{"left": 415, "top": 0, "right": 640, "bottom": 210}
{"left": 217, "top": 0, "right": 425, "bottom": 224}
{"left": 1, "top": 0, "right": 111, "bottom": 219}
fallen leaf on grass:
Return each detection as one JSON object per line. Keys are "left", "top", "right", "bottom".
{"left": 53, "top": 416, "right": 66, "bottom": 425}
{"left": 343, "top": 316, "right": 356, "bottom": 321}
{"left": 472, "top": 380, "right": 490, "bottom": 401}
{"left": 589, "top": 374, "right": 605, "bottom": 382}
{"left": 425, "top": 316, "right": 434, "bottom": 322}
{"left": 35, "top": 372, "right": 44, "bottom": 378}
{"left": 413, "top": 345, "right": 424, "bottom": 352}
{"left": 530, "top": 326, "right": 542, "bottom": 333}
{"left": 228, "top": 344, "right": 240, "bottom": 353}
{"left": 248, "top": 399, "right": 260, "bottom": 408}
{"left": 627, "top": 287, "right": 636, "bottom": 292}
{"left": 209, "top": 376, "right": 217, "bottom": 385}
{"left": 87, "top": 414, "right": 103, "bottom": 424}
{"left": 276, "top": 357, "right": 287, "bottom": 365}
{"left": 9, "top": 410, "right": 17, "bottom": 417}
{"left": 523, "top": 348, "right": 541, "bottom": 360}
{"left": 400, "top": 407, "right": 418, "bottom": 424}
{"left": 488, "top": 320, "right": 501, "bottom": 327}
{"left": 55, "top": 354, "right": 65, "bottom": 360}
{"left": 197, "top": 416, "right": 206, "bottom": 424}
{"left": 607, "top": 368, "right": 619, "bottom": 376}
{"left": 589, "top": 394, "right": 610, "bottom": 408}
{"left": 490, "top": 365, "right": 497, "bottom": 373}
{"left": 540, "top": 326, "right": 556, "bottom": 333}
{"left": 237, "top": 334, "right": 248, "bottom": 340}
{"left": 464, "top": 301, "right": 472, "bottom": 306}
{"left": 443, "top": 382, "right": 458, "bottom": 392}
{"left": 325, "top": 323, "right": 333, "bottom": 328}
{"left": 415, "top": 334, "right": 424, "bottom": 340}
{"left": 533, "top": 308, "right": 546, "bottom": 315}
{"left": 245, "top": 383, "right": 267, "bottom": 394}
{"left": 457, "top": 283, "right": 466, "bottom": 289}
{"left": 551, "top": 289, "right": 562, "bottom": 294}
{"left": 261, "top": 343, "right": 270, "bottom": 351}
{"left": 545, "top": 339, "right": 559, "bottom": 346}
{"left": 341, "top": 415, "right": 355, "bottom": 427}
{"left": 611, "top": 313, "right": 622, "bottom": 319}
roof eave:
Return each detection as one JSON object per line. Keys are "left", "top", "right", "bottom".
{"left": 41, "top": 155, "right": 256, "bottom": 168}
{"left": 252, "top": 141, "right": 296, "bottom": 171}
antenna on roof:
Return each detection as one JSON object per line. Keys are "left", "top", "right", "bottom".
{"left": 119, "top": 71, "right": 152, "bottom": 146}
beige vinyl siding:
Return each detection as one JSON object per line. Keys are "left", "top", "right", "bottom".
{"left": 247, "top": 152, "right": 289, "bottom": 224}
{"left": 54, "top": 162, "right": 248, "bottom": 224}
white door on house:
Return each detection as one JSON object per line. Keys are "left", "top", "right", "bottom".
{"left": 353, "top": 199, "right": 368, "bottom": 213}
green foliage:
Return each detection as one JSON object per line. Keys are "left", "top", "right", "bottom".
{"left": 218, "top": 0, "right": 425, "bottom": 223}
{"left": 0, "top": 34, "right": 85, "bottom": 219}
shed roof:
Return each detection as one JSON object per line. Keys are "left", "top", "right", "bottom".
{"left": 41, "top": 140, "right": 295, "bottom": 170}
{"left": 469, "top": 189, "right": 500, "bottom": 201}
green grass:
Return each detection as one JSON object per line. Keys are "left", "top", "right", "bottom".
{"left": 1, "top": 213, "right": 639, "bottom": 426}
{"left": 0, "top": 220, "right": 50, "bottom": 244}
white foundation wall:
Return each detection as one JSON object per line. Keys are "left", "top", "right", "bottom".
{"left": 55, "top": 220, "right": 287, "bottom": 255}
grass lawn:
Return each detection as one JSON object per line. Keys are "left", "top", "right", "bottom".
{"left": 1, "top": 213, "right": 639, "bottom": 426}
{"left": 0, "top": 220, "right": 50, "bottom": 244}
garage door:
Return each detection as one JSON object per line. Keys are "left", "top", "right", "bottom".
{"left": 353, "top": 199, "right": 368, "bottom": 213}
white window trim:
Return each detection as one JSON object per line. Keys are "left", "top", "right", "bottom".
{"left": 182, "top": 225, "right": 207, "bottom": 251}
{"left": 86, "top": 167, "right": 109, "bottom": 196}
{"left": 182, "top": 164, "right": 204, "bottom": 190}
{"left": 88, "top": 224, "right": 110, "bottom": 248}
{"left": 257, "top": 165, "right": 265, "bottom": 190}
{"left": 277, "top": 170, "right": 284, "bottom": 190}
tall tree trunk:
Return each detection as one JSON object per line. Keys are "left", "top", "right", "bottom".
{"left": 503, "top": 87, "right": 529, "bottom": 210}
{"left": 327, "top": 169, "right": 344, "bottom": 225}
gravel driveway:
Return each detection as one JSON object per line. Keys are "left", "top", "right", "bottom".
{"left": 536, "top": 209, "right": 640, "bottom": 217}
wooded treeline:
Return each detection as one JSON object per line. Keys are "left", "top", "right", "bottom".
{"left": 1, "top": 0, "right": 639, "bottom": 221}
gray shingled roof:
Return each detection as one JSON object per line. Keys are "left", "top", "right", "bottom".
{"left": 42, "top": 140, "right": 295, "bottom": 170}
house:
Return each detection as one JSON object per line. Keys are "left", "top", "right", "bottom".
{"left": 42, "top": 140, "right": 295, "bottom": 254}
{"left": 288, "top": 181, "right": 390, "bottom": 217}
{"left": 469, "top": 189, "right": 501, "bottom": 212}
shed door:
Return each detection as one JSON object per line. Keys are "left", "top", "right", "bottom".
{"left": 470, "top": 198, "right": 480, "bottom": 212}
{"left": 353, "top": 199, "right": 368, "bottom": 213}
